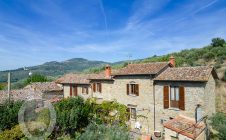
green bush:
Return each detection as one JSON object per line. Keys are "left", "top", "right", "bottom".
{"left": 0, "top": 125, "right": 25, "bottom": 140}
{"left": 36, "top": 108, "right": 50, "bottom": 126}
{"left": 0, "top": 101, "right": 23, "bottom": 131}
{"left": 210, "top": 113, "right": 226, "bottom": 139}
{"left": 53, "top": 97, "right": 93, "bottom": 137}
{"left": 93, "top": 100, "right": 128, "bottom": 126}
{"left": 79, "top": 123, "right": 130, "bottom": 140}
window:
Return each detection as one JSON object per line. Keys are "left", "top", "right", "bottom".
{"left": 82, "top": 86, "right": 88, "bottom": 94}
{"left": 127, "top": 107, "right": 137, "bottom": 119}
{"left": 92, "top": 83, "right": 102, "bottom": 93}
{"left": 70, "top": 85, "right": 77, "bottom": 97}
{"left": 163, "top": 85, "right": 185, "bottom": 110}
{"left": 170, "top": 86, "right": 179, "bottom": 108}
{"left": 127, "top": 82, "right": 139, "bottom": 96}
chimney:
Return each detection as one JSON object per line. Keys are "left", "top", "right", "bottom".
{"left": 105, "top": 65, "right": 111, "bottom": 78}
{"left": 169, "top": 56, "right": 175, "bottom": 67}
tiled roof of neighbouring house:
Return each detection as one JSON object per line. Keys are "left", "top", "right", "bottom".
{"left": 55, "top": 73, "right": 112, "bottom": 84}
{"left": 0, "top": 89, "right": 43, "bottom": 103}
{"left": 163, "top": 115, "right": 206, "bottom": 140}
{"left": 112, "top": 62, "right": 170, "bottom": 75}
{"left": 24, "top": 82, "right": 63, "bottom": 92}
{"left": 154, "top": 66, "right": 218, "bottom": 82}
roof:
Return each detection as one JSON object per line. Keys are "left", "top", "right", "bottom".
{"left": 163, "top": 115, "right": 206, "bottom": 139}
{"left": 24, "top": 82, "right": 63, "bottom": 92}
{"left": 55, "top": 73, "right": 112, "bottom": 84}
{"left": 0, "top": 89, "right": 43, "bottom": 103}
{"left": 112, "top": 62, "right": 170, "bottom": 75}
{"left": 154, "top": 66, "right": 218, "bottom": 82}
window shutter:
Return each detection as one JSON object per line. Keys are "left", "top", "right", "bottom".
{"left": 163, "top": 85, "right": 169, "bottom": 109}
{"left": 86, "top": 87, "right": 89, "bottom": 94}
{"left": 127, "top": 84, "right": 129, "bottom": 95}
{"left": 135, "top": 84, "right": 139, "bottom": 96}
{"left": 99, "top": 83, "right": 102, "bottom": 93}
{"left": 126, "top": 108, "right": 130, "bottom": 120}
{"left": 93, "top": 83, "right": 96, "bottom": 92}
{"left": 179, "top": 86, "right": 185, "bottom": 110}
{"left": 70, "top": 85, "right": 72, "bottom": 97}
{"left": 74, "top": 85, "right": 77, "bottom": 96}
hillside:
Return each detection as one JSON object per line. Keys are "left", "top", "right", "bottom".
{"left": 0, "top": 58, "right": 108, "bottom": 82}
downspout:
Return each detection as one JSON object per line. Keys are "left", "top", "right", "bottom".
{"left": 153, "top": 80, "right": 156, "bottom": 131}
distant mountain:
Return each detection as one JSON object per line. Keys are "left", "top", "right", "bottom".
{"left": 0, "top": 58, "right": 109, "bottom": 82}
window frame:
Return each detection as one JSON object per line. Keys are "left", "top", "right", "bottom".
{"left": 127, "top": 81, "right": 139, "bottom": 96}
{"left": 170, "top": 86, "right": 180, "bottom": 109}
{"left": 82, "top": 86, "right": 88, "bottom": 94}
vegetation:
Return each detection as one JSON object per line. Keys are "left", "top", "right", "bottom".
{"left": 142, "top": 37, "right": 226, "bottom": 67}
{"left": 0, "top": 101, "right": 23, "bottom": 131}
{"left": 0, "top": 58, "right": 107, "bottom": 83}
{"left": 79, "top": 123, "right": 130, "bottom": 140}
{"left": 50, "top": 97, "right": 129, "bottom": 139}
{"left": 24, "top": 74, "right": 48, "bottom": 85}
{"left": 0, "top": 125, "right": 25, "bottom": 140}
{"left": 210, "top": 113, "right": 226, "bottom": 140}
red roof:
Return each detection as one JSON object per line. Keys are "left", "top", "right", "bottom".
{"left": 112, "top": 62, "right": 170, "bottom": 75}
{"left": 163, "top": 115, "right": 206, "bottom": 139}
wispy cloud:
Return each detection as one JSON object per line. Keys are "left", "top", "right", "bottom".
{"left": 0, "top": 0, "right": 226, "bottom": 70}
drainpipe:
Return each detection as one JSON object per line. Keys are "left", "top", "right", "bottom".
{"left": 153, "top": 81, "right": 156, "bottom": 131}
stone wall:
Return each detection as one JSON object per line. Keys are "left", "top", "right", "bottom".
{"left": 90, "top": 75, "right": 155, "bottom": 134}
{"left": 154, "top": 80, "right": 214, "bottom": 132}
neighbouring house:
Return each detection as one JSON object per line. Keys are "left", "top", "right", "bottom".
{"left": 24, "top": 82, "right": 63, "bottom": 100}
{"left": 0, "top": 89, "right": 43, "bottom": 103}
{"left": 57, "top": 56, "right": 218, "bottom": 139}
{"left": 0, "top": 82, "right": 63, "bottom": 104}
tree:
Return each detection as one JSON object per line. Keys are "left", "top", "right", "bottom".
{"left": 210, "top": 113, "right": 226, "bottom": 139}
{"left": 24, "top": 74, "right": 48, "bottom": 85}
{"left": 211, "top": 38, "right": 225, "bottom": 47}
{"left": 0, "top": 101, "right": 23, "bottom": 131}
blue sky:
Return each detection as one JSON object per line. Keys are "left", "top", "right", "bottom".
{"left": 0, "top": 0, "right": 226, "bottom": 70}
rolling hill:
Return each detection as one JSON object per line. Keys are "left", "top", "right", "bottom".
{"left": 0, "top": 58, "right": 108, "bottom": 82}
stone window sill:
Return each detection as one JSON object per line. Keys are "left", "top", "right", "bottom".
{"left": 167, "top": 108, "right": 180, "bottom": 111}
{"left": 128, "top": 94, "right": 138, "bottom": 97}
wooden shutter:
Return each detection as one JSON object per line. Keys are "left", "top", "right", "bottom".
{"left": 74, "top": 85, "right": 77, "bottom": 96}
{"left": 99, "top": 83, "right": 102, "bottom": 93}
{"left": 135, "top": 84, "right": 139, "bottom": 96}
{"left": 163, "top": 85, "right": 169, "bottom": 109}
{"left": 70, "top": 85, "right": 72, "bottom": 97}
{"left": 179, "top": 86, "right": 185, "bottom": 110}
{"left": 86, "top": 87, "right": 89, "bottom": 94}
{"left": 93, "top": 83, "right": 96, "bottom": 92}
{"left": 126, "top": 108, "right": 130, "bottom": 120}
{"left": 127, "top": 84, "right": 129, "bottom": 95}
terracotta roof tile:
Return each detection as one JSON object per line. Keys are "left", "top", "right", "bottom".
{"left": 24, "top": 82, "right": 62, "bottom": 92}
{"left": 0, "top": 89, "right": 43, "bottom": 103}
{"left": 55, "top": 73, "right": 112, "bottom": 84}
{"left": 112, "top": 62, "right": 170, "bottom": 75}
{"left": 163, "top": 115, "right": 206, "bottom": 139}
{"left": 154, "top": 66, "right": 217, "bottom": 82}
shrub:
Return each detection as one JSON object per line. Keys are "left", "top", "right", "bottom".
{"left": 210, "top": 113, "right": 226, "bottom": 139}
{"left": 93, "top": 100, "right": 129, "bottom": 126}
{"left": 53, "top": 97, "right": 93, "bottom": 137}
{"left": 0, "top": 125, "right": 25, "bottom": 140}
{"left": 79, "top": 123, "right": 130, "bottom": 140}
{"left": 0, "top": 101, "right": 23, "bottom": 131}
{"left": 211, "top": 38, "right": 225, "bottom": 47}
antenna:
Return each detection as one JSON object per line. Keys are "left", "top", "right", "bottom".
{"left": 127, "top": 53, "right": 132, "bottom": 64}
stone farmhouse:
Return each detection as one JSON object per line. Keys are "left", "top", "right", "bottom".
{"left": 56, "top": 56, "right": 218, "bottom": 139}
